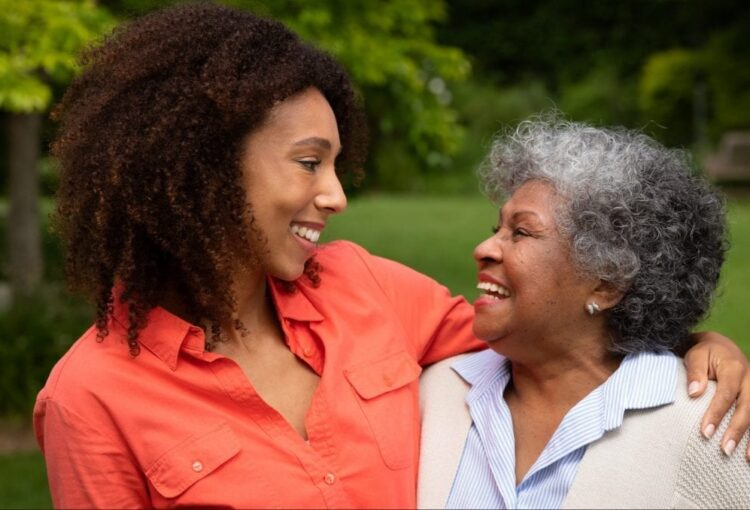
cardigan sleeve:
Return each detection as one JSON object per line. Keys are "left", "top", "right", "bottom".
{"left": 672, "top": 401, "right": 750, "bottom": 508}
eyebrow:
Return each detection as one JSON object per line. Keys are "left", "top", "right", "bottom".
{"left": 511, "top": 210, "right": 540, "bottom": 220}
{"left": 293, "top": 137, "right": 335, "bottom": 152}
{"left": 498, "top": 209, "right": 541, "bottom": 222}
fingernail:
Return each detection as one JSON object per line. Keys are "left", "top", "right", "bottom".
{"left": 688, "top": 381, "right": 701, "bottom": 396}
{"left": 723, "top": 439, "right": 737, "bottom": 456}
{"left": 702, "top": 423, "right": 716, "bottom": 439}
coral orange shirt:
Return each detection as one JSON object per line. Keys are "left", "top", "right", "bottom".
{"left": 34, "top": 241, "right": 484, "bottom": 509}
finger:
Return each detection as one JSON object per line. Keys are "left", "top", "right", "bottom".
{"left": 719, "top": 395, "right": 750, "bottom": 457}
{"left": 719, "top": 378, "right": 750, "bottom": 458}
{"left": 683, "top": 348, "right": 710, "bottom": 398}
{"left": 700, "top": 360, "right": 744, "bottom": 439}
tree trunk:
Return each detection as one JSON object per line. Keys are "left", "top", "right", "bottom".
{"left": 7, "top": 112, "right": 43, "bottom": 298}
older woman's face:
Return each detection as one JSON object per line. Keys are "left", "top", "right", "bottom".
{"left": 241, "top": 87, "right": 346, "bottom": 281}
{"left": 472, "top": 180, "right": 598, "bottom": 348}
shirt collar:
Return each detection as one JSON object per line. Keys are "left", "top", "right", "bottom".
{"left": 452, "top": 348, "right": 679, "bottom": 429}
{"left": 452, "top": 349, "right": 511, "bottom": 403}
{"left": 110, "top": 277, "right": 324, "bottom": 370}
{"left": 597, "top": 350, "right": 678, "bottom": 431}
{"left": 111, "top": 295, "right": 203, "bottom": 371}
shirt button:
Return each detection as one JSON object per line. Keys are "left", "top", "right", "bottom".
{"left": 302, "top": 346, "right": 314, "bottom": 357}
{"left": 383, "top": 373, "right": 394, "bottom": 387}
{"left": 324, "top": 472, "right": 336, "bottom": 485}
{"left": 192, "top": 461, "right": 203, "bottom": 473}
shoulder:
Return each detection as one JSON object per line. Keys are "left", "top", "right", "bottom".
{"left": 569, "top": 359, "right": 750, "bottom": 507}
{"left": 670, "top": 364, "right": 750, "bottom": 507}
{"left": 421, "top": 354, "right": 471, "bottom": 385}
{"left": 35, "top": 321, "right": 146, "bottom": 416}
{"left": 419, "top": 354, "right": 472, "bottom": 409}
{"left": 314, "top": 240, "right": 372, "bottom": 267}
{"left": 316, "top": 240, "right": 441, "bottom": 283}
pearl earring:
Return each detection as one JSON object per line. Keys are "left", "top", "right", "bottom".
{"left": 586, "top": 302, "right": 601, "bottom": 316}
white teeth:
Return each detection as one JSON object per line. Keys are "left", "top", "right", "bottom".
{"left": 476, "top": 281, "right": 510, "bottom": 297}
{"left": 290, "top": 224, "right": 321, "bottom": 243}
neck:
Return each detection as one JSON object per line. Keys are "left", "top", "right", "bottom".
{"left": 223, "top": 269, "right": 281, "bottom": 350}
{"left": 159, "top": 269, "right": 281, "bottom": 351}
{"left": 496, "top": 327, "right": 622, "bottom": 411}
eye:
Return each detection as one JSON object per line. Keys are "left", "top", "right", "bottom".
{"left": 491, "top": 225, "right": 500, "bottom": 234}
{"left": 298, "top": 159, "right": 321, "bottom": 172}
{"left": 512, "top": 228, "right": 530, "bottom": 237}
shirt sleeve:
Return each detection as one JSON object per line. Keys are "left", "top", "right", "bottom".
{"left": 347, "top": 243, "right": 486, "bottom": 365}
{"left": 34, "top": 397, "right": 149, "bottom": 509}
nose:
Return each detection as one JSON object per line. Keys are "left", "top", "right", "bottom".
{"left": 473, "top": 234, "right": 502, "bottom": 266}
{"left": 315, "top": 168, "right": 348, "bottom": 214}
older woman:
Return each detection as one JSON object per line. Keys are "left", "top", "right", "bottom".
{"left": 418, "top": 118, "right": 750, "bottom": 509}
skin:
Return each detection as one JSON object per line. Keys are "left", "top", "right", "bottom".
{"left": 210, "top": 87, "right": 345, "bottom": 438}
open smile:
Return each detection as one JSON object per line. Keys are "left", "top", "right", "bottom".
{"left": 290, "top": 223, "right": 322, "bottom": 243}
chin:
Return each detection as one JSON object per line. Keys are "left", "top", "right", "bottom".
{"left": 472, "top": 321, "right": 508, "bottom": 343}
{"left": 269, "top": 259, "right": 308, "bottom": 282}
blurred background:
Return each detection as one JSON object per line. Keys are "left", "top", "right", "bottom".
{"left": 1, "top": 0, "right": 749, "bottom": 507}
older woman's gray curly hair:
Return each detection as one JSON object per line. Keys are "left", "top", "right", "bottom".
{"left": 480, "top": 116, "right": 728, "bottom": 354}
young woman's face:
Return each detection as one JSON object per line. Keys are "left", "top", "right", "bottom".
{"left": 241, "top": 87, "right": 346, "bottom": 281}
{"left": 472, "top": 180, "right": 597, "bottom": 348}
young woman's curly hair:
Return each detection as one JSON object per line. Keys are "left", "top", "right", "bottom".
{"left": 51, "top": 3, "right": 368, "bottom": 355}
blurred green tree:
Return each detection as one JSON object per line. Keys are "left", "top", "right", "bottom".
{"left": 639, "top": 49, "right": 700, "bottom": 147}
{"left": 0, "top": 0, "right": 114, "bottom": 297}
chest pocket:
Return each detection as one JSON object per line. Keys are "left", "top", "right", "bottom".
{"left": 146, "top": 422, "right": 240, "bottom": 499}
{"left": 345, "top": 351, "right": 422, "bottom": 470}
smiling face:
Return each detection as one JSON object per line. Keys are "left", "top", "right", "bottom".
{"left": 472, "top": 180, "right": 599, "bottom": 350}
{"left": 241, "top": 87, "right": 346, "bottom": 281}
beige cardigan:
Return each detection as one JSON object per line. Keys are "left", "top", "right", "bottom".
{"left": 418, "top": 354, "right": 750, "bottom": 509}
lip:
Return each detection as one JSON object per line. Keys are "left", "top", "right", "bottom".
{"left": 477, "top": 272, "right": 509, "bottom": 288}
{"left": 291, "top": 221, "right": 325, "bottom": 231}
{"left": 473, "top": 294, "right": 510, "bottom": 309}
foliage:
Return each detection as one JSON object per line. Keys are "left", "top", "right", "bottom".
{"left": 0, "top": 286, "right": 92, "bottom": 418}
{"left": 703, "top": 25, "right": 750, "bottom": 139}
{"left": 268, "top": 0, "right": 471, "bottom": 186}
{"left": 638, "top": 49, "right": 700, "bottom": 147}
{"left": 0, "top": 0, "right": 115, "bottom": 113}
{"left": 560, "top": 65, "right": 638, "bottom": 127}
{"left": 444, "top": 79, "right": 552, "bottom": 193}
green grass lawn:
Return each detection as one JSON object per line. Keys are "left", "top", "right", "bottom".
{"left": 1, "top": 192, "right": 748, "bottom": 508}
{"left": 0, "top": 451, "right": 50, "bottom": 509}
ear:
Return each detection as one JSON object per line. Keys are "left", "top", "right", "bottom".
{"left": 589, "top": 280, "right": 624, "bottom": 312}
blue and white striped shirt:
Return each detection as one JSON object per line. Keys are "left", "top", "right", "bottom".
{"left": 446, "top": 349, "right": 679, "bottom": 509}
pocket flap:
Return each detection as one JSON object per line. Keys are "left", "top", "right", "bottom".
{"left": 345, "top": 351, "right": 422, "bottom": 400}
{"left": 146, "top": 422, "right": 240, "bottom": 498}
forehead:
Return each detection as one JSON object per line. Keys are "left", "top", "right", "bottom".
{"left": 500, "top": 180, "right": 561, "bottom": 217}
{"left": 248, "top": 87, "right": 340, "bottom": 147}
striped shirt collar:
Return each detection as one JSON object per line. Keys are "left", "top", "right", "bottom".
{"left": 453, "top": 348, "right": 679, "bottom": 433}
